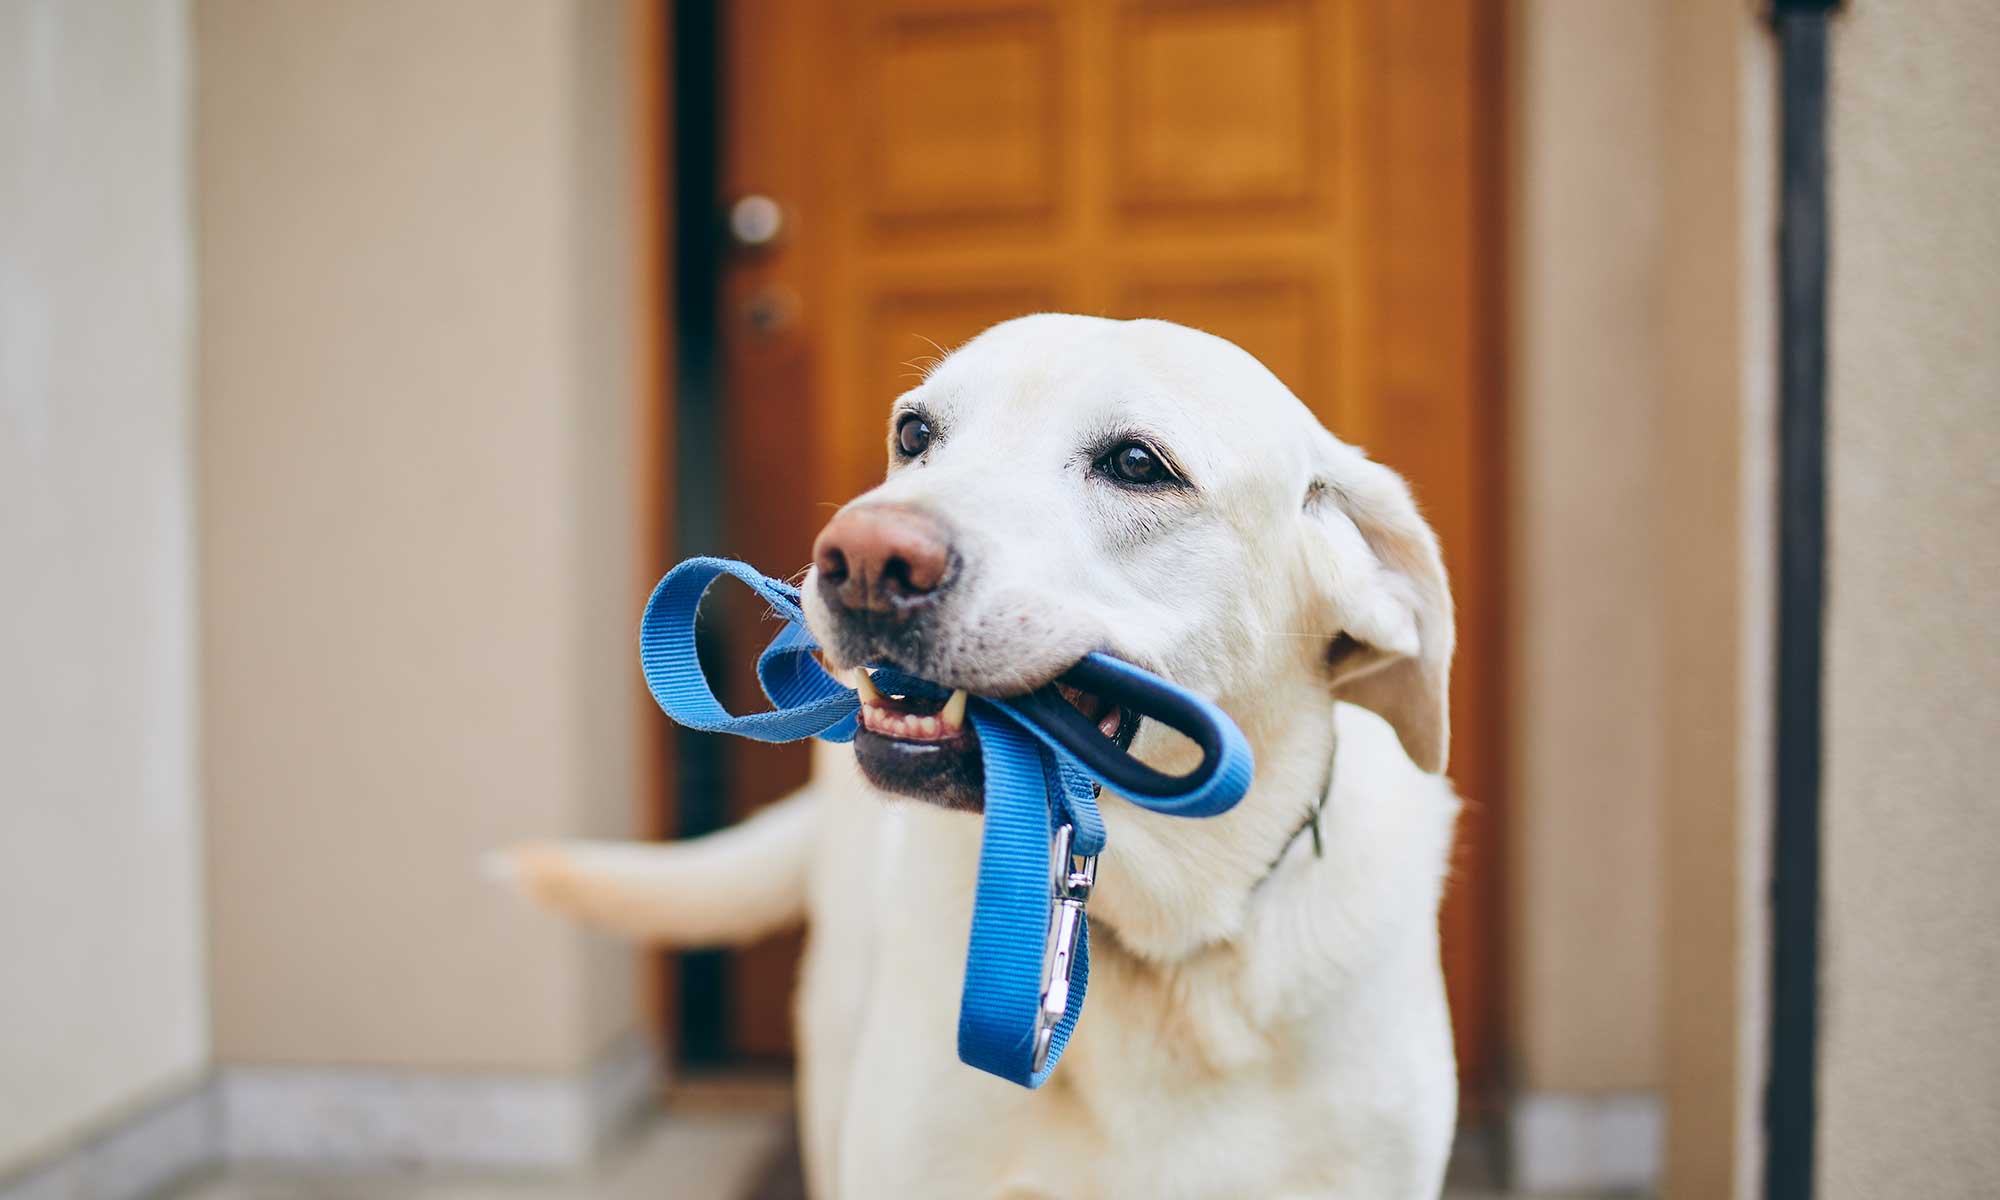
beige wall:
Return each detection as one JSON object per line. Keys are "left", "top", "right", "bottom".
{"left": 1653, "top": 3, "right": 2000, "bottom": 1196}
{"left": 197, "top": 0, "right": 646, "bottom": 1073}
{"left": 0, "top": 0, "right": 208, "bottom": 1173}
{"left": 1820, "top": 4, "right": 2000, "bottom": 1195}
{"left": 1658, "top": 2, "right": 1777, "bottom": 1197}
{"left": 1506, "top": 0, "right": 1665, "bottom": 1096}
{"left": 1506, "top": 12, "right": 1792, "bottom": 1197}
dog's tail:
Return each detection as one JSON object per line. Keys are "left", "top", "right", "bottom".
{"left": 486, "top": 787, "right": 816, "bottom": 946}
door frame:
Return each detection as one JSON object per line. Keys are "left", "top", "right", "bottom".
{"left": 1359, "top": 0, "right": 1510, "bottom": 1117}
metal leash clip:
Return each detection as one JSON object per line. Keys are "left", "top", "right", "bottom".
{"left": 1032, "top": 822, "right": 1099, "bottom": 1074}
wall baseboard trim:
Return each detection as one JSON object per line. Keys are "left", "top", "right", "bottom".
{"left": 219, "top": 1032, "right": 660, "bottom": 1171}
{"left": 1508, "top": 1088, "right": 1663, "bottom": 1193}
{"left": 0, "top": 1034, "right": 659, "bottom": 1198}
{"left": 0, "top": 1082, "right": 216, "bottom": 1200}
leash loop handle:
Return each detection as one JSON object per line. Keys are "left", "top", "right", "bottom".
{"left": 1003, "top": 653, "right": 1253, "bottom": 820}
{"left": 638, "top": 557, "right": 860, "bottom": 743}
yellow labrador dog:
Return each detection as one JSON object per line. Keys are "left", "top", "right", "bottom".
{"left": 499, "top": 315, "right": 1461, "bottom": 1198}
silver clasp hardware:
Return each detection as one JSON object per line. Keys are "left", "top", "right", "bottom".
{"left": 1032, "top": 822, "right": 1099, "bottom": 1074}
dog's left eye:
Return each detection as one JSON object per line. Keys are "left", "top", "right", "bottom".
{"left": 895, "top": 412, "right": 933, "bottom": 458}
{"left": 1099, "top": 440, "right": 1176, "bottom": 488}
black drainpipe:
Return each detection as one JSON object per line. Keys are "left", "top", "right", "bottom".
{"left": 1766, "top": 2, "right": 1838, "bottom": 1197}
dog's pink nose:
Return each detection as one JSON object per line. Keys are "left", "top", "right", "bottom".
{"left": 813, "top": 504, "right": 955, "bottom": 617}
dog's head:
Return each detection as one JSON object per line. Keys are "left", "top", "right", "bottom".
{"left": 803, "top": 314, "right": 1452, "bottom": 814}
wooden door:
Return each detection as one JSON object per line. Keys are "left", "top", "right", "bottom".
{"left": 710, "top": 0, "right": 1503, "bottom": 1105}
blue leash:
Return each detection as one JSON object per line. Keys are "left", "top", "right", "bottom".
{"left": 638, "top": 557, "right": 1254, "bottom": 1087}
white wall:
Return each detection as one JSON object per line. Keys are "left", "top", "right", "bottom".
{"left": 0, "top": 0, "right": 207, "bottom": 1175}
{"left": 1820, "top": 4, "right": 2000, "bottom": 1195}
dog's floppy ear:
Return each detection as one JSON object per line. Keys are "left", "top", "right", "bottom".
{"left": 1299, "top": 435, "right": 1455, "bottom": 773}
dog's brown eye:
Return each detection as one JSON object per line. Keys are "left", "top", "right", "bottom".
{"left": 1105, "top": 440, "right": 1170, "bottom": 486}
{"left": 895, "top": 413, "right": 932, "bottom": 458}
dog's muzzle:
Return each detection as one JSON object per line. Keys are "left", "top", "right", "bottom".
{"left": 813, "top": 501, "right": 958, "bottom": 622}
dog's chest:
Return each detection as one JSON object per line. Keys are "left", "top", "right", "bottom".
{"left": 834, "top": 1039, "right": 1336, "bottom": 1200}
{"left": 829, "top": 895, "right": 1340, "bottom": 1198}
{"left": 806, "top": 770, "right": 1452, "bottom": 1198}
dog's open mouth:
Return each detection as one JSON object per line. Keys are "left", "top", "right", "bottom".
{"left": 843, "top": 668, "right": 1136, "bottom": 811}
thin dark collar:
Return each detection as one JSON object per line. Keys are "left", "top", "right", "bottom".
{"left": 1258, "top": 730, "right": 1336, "bottom": 884}
{"left": 1090, "top": 727, "right": 1335, "bottom": 961}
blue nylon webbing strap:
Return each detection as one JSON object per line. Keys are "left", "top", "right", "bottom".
{"left": 637, "top": 556, "right": 1253, "bottom": 1087}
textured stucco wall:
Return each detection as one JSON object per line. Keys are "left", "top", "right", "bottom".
{"left": 1819, "top": 4, "right": 2000, "bottom": 1195}
{"left": 0, "top": 0, "right": 207, "bottom": 1173}
{"left": 197, "top": 0, "right": 643, "bottom": 1073}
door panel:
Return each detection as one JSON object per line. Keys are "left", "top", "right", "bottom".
{"left": 714, "top": 0, "right": 1502, "bottom": 1105}
{"left": 1115, "top": 0, "right": 1327, "bottom": 214}
{"left": 867, "top": 8, "right": 1059, "bottom": 224}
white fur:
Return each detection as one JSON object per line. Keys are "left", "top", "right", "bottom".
{"left": 496, "top": 316, "right": 1462, "bottom": 1198}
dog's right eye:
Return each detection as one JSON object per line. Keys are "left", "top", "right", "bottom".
{"left": 1093, "top": 438, "right": 1185, "bottom": 490}
{"left": 895, "top": 413, "right": 932, "bottom": 458}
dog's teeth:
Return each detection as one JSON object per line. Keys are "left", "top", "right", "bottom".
{"left": 940, "top": 689, "right": 968, "bottom": 730}
{"left": 852, "top": 669, "right": 882, "bottom": 703}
